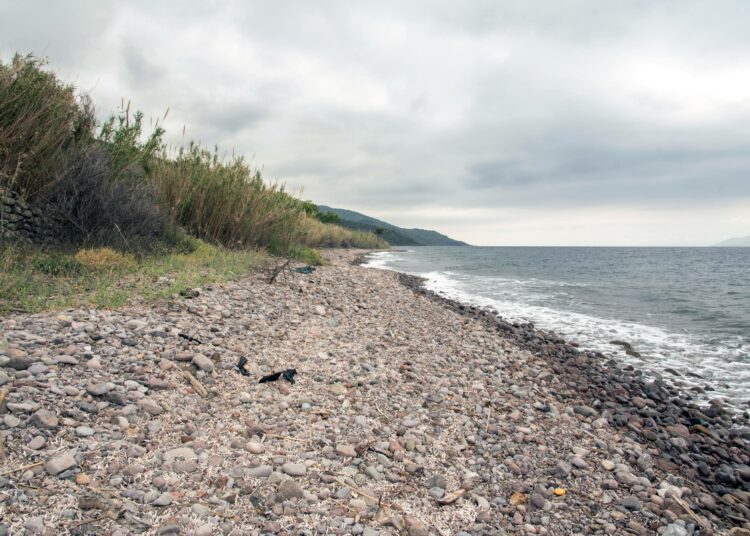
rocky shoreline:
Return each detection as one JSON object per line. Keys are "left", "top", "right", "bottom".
{"left": 0, "top": 249, "right": 748, "bottom": 535}
{"left": 393, "top": 270, "right": 750, "bottom": 532}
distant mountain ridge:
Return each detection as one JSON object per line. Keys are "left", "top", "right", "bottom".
{"left": 714, "top": 235, "right": 750, "bottom": 247}
{"left": 318, "top": 205, "right": 467, "bottom": 246}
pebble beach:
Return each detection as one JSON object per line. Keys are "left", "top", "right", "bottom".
{"left": 0, "top": 249, "right": 748, "bottom": 535}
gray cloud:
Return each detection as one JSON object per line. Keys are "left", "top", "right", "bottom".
{"left": 120, "top": 44, "right": 165, "bottom": 88}
{"left": 2, "top": 0, "right": 750, "bottom": 244}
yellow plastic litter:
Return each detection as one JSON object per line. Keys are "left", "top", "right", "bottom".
{"left": 553, "top": 488, "right": 566, "bottom": 496}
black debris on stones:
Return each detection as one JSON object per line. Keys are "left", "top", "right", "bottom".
{"left": 259, "top": 368, "right": 297, "bottom": 384}
{"left": 235, "top": 356, "right": 250, "bottom": 376}
{"left": 178, "top": 333, "right": 203, "bottom": 344}
{"left": 293, "top": 266, "right": 316, "bottom": 274}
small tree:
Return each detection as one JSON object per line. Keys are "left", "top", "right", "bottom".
{"left": 318, "top": 211, "right": 341, "bottom": 224}
{"left": 301, "top": 200, "right": 318, "bottom": 217}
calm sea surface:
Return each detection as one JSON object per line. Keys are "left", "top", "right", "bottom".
{"left": 367, "top": 246, "right": 750, "bottom": 408}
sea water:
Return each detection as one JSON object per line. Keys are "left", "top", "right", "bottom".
{"left": 367, "top": 246, "right": 750, "bottom": 409}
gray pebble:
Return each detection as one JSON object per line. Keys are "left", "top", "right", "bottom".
{"left": 282, "top": 462, "right": 307, "bottom": 476}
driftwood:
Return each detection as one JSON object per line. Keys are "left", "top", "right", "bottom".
{"left": 63, "top": 516, "right": 105, "bottom": 528}
{"left": 180, "top": 368, "right": 208, "bottom": 398}
{"left": 673, "top": 496, "right": 713, "bottom": 533}
{"left": 335, "top": 477, "right": 386, "bottom": 505}
{"left": 0, "top": 461, "right": 44, "bottom": 477}
{"left": 437, "top": 488, "right": 466, "bottom": 505}
{"left": 0, "top": 388, "right": 7, "bottom": 460}
{"left": 267, "top": 259, "right": 291, "bottom": 284}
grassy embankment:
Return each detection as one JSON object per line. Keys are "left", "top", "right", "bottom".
{"left": 0, "top": 241, "right": 264, "bottom": 314}
{"left": 0, "top": 54, "right": 386, "bottom": 313}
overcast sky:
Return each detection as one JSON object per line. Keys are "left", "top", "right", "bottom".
{"left": 3, "top": 0, "right": 750, "bottom": 245}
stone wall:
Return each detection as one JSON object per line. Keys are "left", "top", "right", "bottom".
{"left": 0, "top": 187, "right": 58, "bottom": 244}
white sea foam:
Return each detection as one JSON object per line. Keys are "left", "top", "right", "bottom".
{"left": 367, "top": 253, "right": 750, "bottom": 408}
{"left": 425, "top": 271, "right": 750, "bottom": 407}
{"left": 364, "top": 251, "right": 401, "bottom": 270}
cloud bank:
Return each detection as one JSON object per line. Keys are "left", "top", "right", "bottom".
{"left": 3, "top": 0, "right": 750, "bottom": 245}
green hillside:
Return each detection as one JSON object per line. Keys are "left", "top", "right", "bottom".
{"left": 317, "top": 206, "right": 467, "bottom": 246}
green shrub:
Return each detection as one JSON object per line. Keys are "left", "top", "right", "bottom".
{"left": 287, "top": 245, "right": 324, "bottom": 265}
{"left": 98, "top": 103, "right": 165, "bottom": 180}
{"left": 42, "top": 144, "right": 170, "bottom": 248}
{"left": 0, "top": 55, "right": 170, "bottom": 248}
{"left": 0, "top": 54, "right": 94, "bottom": 198}
{"left": 0, "top": 241, "right": 265, "bottom": 314}
{"left": 28, "top": 251, "right": 83, "bottom": 276}
{"left": 0, "top": 53, "right": 388, "bottom": 257}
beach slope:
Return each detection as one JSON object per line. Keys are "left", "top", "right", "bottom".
{"left": 0, "top": 250, "right": 747, "bottom": 534}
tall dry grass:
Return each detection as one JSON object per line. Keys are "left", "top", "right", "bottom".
{"left": 0, "top": 54, "right": 94, "bottom": 198}
{"left": 294, "top": 216, "right": 387, "bottom": 248}
{"left": 150, "top": 144, "right": 388, "bottom": 252}
{"left": 0, "top": 53, "right": 388, "bottom": 256}
{"left": 150, "top": 144, "right": 304, "bottom": 251}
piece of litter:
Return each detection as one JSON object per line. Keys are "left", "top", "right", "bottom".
{"left": 235, "top": 356, "right": 250, "bottom": 376}
{"left": 259, "top": 369, "right": 297, "bottom": 384}
{"left": 178, "top": 333, "right": 202, "bottom": 344}
{"left": 293, "top": 266, "right": 316, "bottom": 274}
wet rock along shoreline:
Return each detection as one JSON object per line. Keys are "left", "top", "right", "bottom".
{"left": 395, "top": 270, "right": 750, "bottom": 530}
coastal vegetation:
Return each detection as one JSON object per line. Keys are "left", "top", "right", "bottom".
{"left": 0, "top": 242, "right": 265, "bottom": 314}
{"left": 0, "top": 53, "right": 386, "bottom": 312}
{"left": 317, "top": 205, "right": 467, "bottom": 246}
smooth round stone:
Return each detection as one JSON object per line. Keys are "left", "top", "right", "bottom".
{"left": 76, "top": 426, "right": 95, "bottom": 437}
{"left": 282, "top": 462, "right": 307, "bottom": 476}
{"left": 247, "top": 465, "right": 273, "bottom": 478}
{"left": 191, "top": 504, "right": 211, "bottom": 517}
{"left": 86, "top": 382, "right": 112, "bottom": 396}
{"left": 571, "top": 456, "right": 588, "bottom": 468}
{"left": 428, "top": 487, "right": 445, "bottom": 499}
{"left": 24, "top": 517, "right": 44, "bottom": 534}
{"left": 600, "top": 460, "right": 615, "bottom": 471}
{"left": 349, "top": 498, "right": 367, "bottom": 511}
{"left": 402, "top": 416, "right": 419, "bottom": 427}
{"left": 151, "top": 492, "right": 172, "bottom": 506}
{"left": 336, "top": 444, "right": 357, "bottom": 457}
{"left": 207, "top": 454, "right": 224, "bottom": 467}
{"left": 195, "top": 525, "right": 213, "bottom": 536}
{"left": 530, "top": 493, "right": 546, "bottom": 509}
{"left": 174, "top": 460, "right": 198, "bottom": 473}
{"left": 27, "top": 436, "right": 46, "bottom": 450}
{"left": 620, "top": 495, "right": 641, "bottom": 511}
{"left": 246, "top": 442, "right": 265, "bottom": 454}
{"left": 3, "top": 415, "right": 20, "bottom": 427}
{"left": 27, "top": 363, "right": 48, "bottom": 375}
{"left": 364, "top": 466, "right": 381, "bottom": 480}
